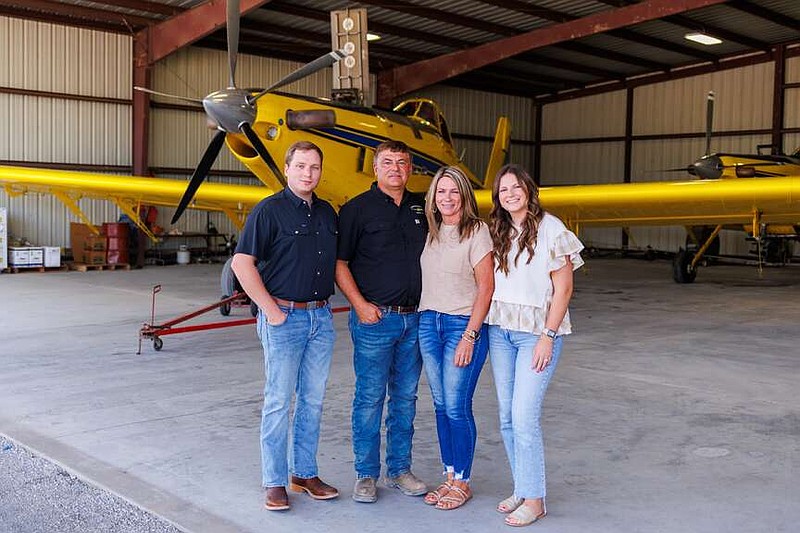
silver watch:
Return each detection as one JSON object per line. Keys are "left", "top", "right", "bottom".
{"left": 543, "top": 328, "right": 558, "bottom": 339}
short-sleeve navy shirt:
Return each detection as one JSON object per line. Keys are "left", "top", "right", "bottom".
{"left": 337, "top": 183, "right": 428, "bottom": 307}
{"left": 235, "top": 187, "right": 337, "bottom": 301}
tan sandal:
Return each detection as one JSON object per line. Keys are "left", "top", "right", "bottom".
{"left": 496, "top": 495, "right": 524, "bottom": 514}
{"left": 504, "top": 503, "right": 546, "bottom": 527}
{"left": 435, "top": 483, "right": 471, "bottom": 511}
{"left": 424, "top": 482, "right": 451, "bottom": 505}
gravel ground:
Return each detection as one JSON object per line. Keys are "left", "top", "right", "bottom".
{"left": 0, "top": 436, "right": 185, "bottom": 533}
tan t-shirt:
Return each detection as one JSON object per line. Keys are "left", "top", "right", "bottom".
{"left": 419, "top": 221, "right": 493, "bottom": 316}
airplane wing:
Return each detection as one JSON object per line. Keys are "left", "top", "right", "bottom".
{"left": 474, "top": 176, "right": 800, "bottom": 230}
{"left": 0, "top": 165, "right": 274, "bottom": 237}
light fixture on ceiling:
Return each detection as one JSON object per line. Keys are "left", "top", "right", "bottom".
{"left": 366, "top": 32, "right": 381, "bottom": 42}
{"left": 684, "top": 32, "right": 722, "bottom": 46}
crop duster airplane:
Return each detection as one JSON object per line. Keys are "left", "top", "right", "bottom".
{"left": 1, "top": 2, "right": 799, "bottom": 284}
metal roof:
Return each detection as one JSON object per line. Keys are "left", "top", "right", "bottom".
{"left": 1, "top": 0, "right": 799, "bottom": 102}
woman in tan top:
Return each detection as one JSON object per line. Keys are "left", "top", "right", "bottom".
{"left": 417, "top": 166, "right": 494, "bottom": 510}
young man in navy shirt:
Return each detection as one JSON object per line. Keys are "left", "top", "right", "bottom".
{"left": 232, "top": 141, "right": 338, "bottom": 511}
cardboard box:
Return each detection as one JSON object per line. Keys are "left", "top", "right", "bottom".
{"left": 43, "top": 246, "right": 61, "bottom": 267}
{"left": 82, "top": 250, "right": 107, "bottom": 265}
{"left": 70, "top": 222, "right": 103, "bottom": 257}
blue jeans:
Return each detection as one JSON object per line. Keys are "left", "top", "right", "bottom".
{"left": 488, "top": 325, "right": 563, "bottom": 499}
{"left": 256, "top": 305, "right": 335, "bottom": 487}
{"left": 349, "top": 309, "right": 422, "bottom": 479}
{"left": 418, "top": 311, "right": 488, "bottom": 481}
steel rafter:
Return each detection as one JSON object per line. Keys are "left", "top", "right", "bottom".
{"left": 377, "top": 0, "right": 729, "bottom": 104}
{"left": 726, "top": 1, "right": 800, "bottom": 31}
{"left": 145, "top": 0, "right": 274, "bottom": 65}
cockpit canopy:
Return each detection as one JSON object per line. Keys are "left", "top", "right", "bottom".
{"left": 393, "top": 98, "right": 452, "bottom": 144}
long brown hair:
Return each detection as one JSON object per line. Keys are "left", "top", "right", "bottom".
{"left": 489, "top": 164, "right": 544, "bottom": 274}
{"left": 425, "top": 166, "right": 481, "bottom": 243}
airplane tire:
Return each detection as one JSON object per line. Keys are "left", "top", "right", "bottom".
{"left": 672, "top": 248, "right": 697, "bottom": 284}
{"left": 220, "top": 295, "right": 232, "bottom": 316}
{"left": 153, "top": 337, "right": 163, "bottom": 351}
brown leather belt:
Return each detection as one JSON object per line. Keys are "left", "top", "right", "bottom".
{"left": 377, "top": 304, "right": 418, "bottom": 314}
{"left": 274, "top": 298, "right": 328, "bottom": 310}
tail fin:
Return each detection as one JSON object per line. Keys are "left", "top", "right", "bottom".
{"left": 482, "top": 116, "right": 511, "bottom": 190}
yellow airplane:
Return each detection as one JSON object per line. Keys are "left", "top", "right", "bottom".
{"left": 662, "top": 93, "right": 800, "bottom": 281}
{"left": 1, "top": 2, "right": 799, "bottom": 285}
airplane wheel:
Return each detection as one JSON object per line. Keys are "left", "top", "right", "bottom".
{"left": 672, "top": 248, "right": 697, "bottom": 284}
{"left": 153, "top": 337, "right": 163, "bottom": 351}
{"left": 250, "top": 301, "right": 259, "bottom": 317}
{"left": 220, "top": 295, "right": 232, "bottom": 316}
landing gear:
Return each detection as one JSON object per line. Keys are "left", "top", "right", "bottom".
{"left": 672, "top": 248, "right": 697, "bottom": 284}
{"left": 153, "top": 337, "right": 163, "bottom": 351}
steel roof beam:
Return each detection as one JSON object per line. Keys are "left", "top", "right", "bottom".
{"left": 0, "top": 6, "right": 129, "bottom": 32}
{"left": 144, "top": 0, "right": 273, "bottom": 65}
{"left": 91, "top": 0, "right": 182, "bottom": 17}
{"left": 0, "top": 0, "right": 154, "bottom": 28}
{"left": 727, "top": 1, "right": 800, "bottom": 31}
{"left": 557, "top": 41, "right": 669, "bottom": 70}
{"left": 265, "top": 0, "right": 476, "bottom": 50}
{"left": 377, "top": 0, "right": 729, "bottom": 104}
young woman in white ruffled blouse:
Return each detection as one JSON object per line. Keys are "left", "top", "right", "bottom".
{"left": 487, "top": 164, "right": 584, "bottom": 527}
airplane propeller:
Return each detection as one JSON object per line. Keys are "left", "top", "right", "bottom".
{"left": 134, "top": 0, "right": 348, "bottom": 223}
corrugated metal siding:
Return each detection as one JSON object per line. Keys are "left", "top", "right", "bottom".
{"left": 785, "top": 87, "right": 800, "bottom": 130}
{"left": 0, "top": 17, "right": 130, "bottom": 97}
{"left": 0, "top": 16, "right": 132, "bottom": 249}
{"left": 633, "top": 63, "right": 774, "bottom": 135}
{"left": 542, "top": 90, "right": 626, "bottom": 139}
{"left": 786, "top": 56, "right": 800, "bottom": 84}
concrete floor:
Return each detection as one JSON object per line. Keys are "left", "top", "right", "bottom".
{"left": 0, "top": 258, "right": 798, "bottom": 533}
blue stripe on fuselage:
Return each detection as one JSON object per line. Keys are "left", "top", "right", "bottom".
{"left": 311, "top": 126, "right": 444, "bottom": 176}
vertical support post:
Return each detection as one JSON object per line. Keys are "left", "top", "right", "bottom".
{"left": 771, "top": 44, "right": 785, "bottom": 155}
{"left": 133, "top": 29, "right": 152, "bottom": 177}
{"left": 622, "top": 87, "right": 634, "bottom": 248}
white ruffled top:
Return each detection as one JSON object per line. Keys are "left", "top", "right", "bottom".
{"left": 487, "top": 213, "right": 584, "bottom": 335}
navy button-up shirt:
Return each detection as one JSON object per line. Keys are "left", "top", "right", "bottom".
{"left": 236, "top": 187, "right": 337, "bottom": 301}
{"left": 338, "top": 183, "right": 428, "bottom": 307}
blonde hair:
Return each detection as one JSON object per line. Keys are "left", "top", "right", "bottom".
{"left": 424, "top": 166, "right": 481, "bottom": 243}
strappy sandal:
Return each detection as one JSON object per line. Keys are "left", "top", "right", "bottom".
{"left": 496, "top": 495, "right": 524, "bottom": 514}
{"left": 424, "top": 482, "right": 451, "bottom": 505}
{"left": 435, "top": 484, "right": 471, "bottom": 510}
{"left": 504, "top": 504, "right": 546, "bottom": 527}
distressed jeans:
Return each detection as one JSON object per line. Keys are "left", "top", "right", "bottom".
{"left": 488, "top": 325, "right": 563, "bottom": 499}
{"left": 418, "top": 311, "right": 488, "bottom": 481}
{"left": 256, "top": 305, "right": 335, "bottom": 487}
{"left": 349, "top": 309, "right": 422, "bottom": 479}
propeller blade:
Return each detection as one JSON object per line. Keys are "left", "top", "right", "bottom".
{"left": 171, "top": 130, "right": 227, "bottom": 224}
{"left": 705, "top": 91, "right": 714, "bottom": 156}
{"left": 239, "top": 122, "right": 286, "bottom": 187}
{"left": 227, "top": 0, "right": 240, "bottom": 88}
{"left": 133, "top": 86, "right": 203, "bottom": 106}
{"left": 249, "top": 49, "right": 349, "bottom": 103}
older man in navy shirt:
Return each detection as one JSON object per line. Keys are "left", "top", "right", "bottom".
{"left": 232, "top": 141, "right": 338, "bottom": 512}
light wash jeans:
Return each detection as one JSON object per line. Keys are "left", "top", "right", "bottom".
{"left": 488, "top": 325, "right": 563, "bottom": 499}
{"left": 349, "top": 309, "right": 422, "bottom": 479}
{"left": 418, "top": 311, "right": 488, "bottom": 481}
{"left": 256, "top": 304, "right": 335, "bottom": 488}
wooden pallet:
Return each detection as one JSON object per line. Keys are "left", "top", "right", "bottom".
{"left": 67, "top": 262, "right": 131, "bottom": 272}
{"left": 2, "top": 265, "right": 69, "bottom": 274}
